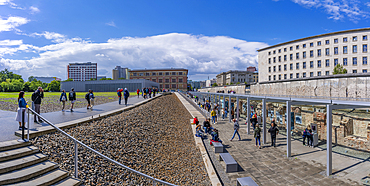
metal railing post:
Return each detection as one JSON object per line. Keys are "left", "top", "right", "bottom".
{"left": 27, "top": 109, "right": 30, "bottom": 141}
{"left": 21, "top": 109, "right": 25, "bottom": 140}
{"left": 74, "top": 141, "right": 78, "bottom": 178}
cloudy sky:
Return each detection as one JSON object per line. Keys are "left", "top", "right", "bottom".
{"left": 1, "top": 0, "right": 370, "bottom": 81}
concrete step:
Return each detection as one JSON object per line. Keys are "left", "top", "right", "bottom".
{"left": 54, "top": 177, "right": 83, "bottom": 186}
{"left": 8, "top": 169, "right": 69, "bottom": 186}
{"left": 0, "top": 153, "right": 48, "bottom": 174}
{"left": 0, "top": 146, "right": 39, "bottom": 162}
{"left": 0, "top": 140, "right": 30, "bottom": 152}
{"left": 0, "top": 161, "right": 58, "bottom": 185}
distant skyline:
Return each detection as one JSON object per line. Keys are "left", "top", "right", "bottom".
{"left": 1, "top": 0, "right": 370, "bottom": 81}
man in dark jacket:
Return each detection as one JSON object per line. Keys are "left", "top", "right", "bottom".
{"left": 268, "top": 119, "right": 279, "bottom": 147}
{"left": 32, "top": 87, "right": 44, "bottom": 123}
{"left": 123, "top": 88, "right": 130, "bottom": 106}
{"left": 203, "top": 118, "right": 211, "bottom": 134}
{"left": 69, "top": 88, "right": 76, "bottom": 112}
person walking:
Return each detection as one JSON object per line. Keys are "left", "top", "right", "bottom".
{"left": 250, "top": 113, "right": 257, "bottom": 130}
{"left": 117, "top": 88, "right": 123, "bottom": 105}
{"left": 230, "top": 119, "right": 241, "bottom": 141}
{"left": 268, "top": 119, "right": 279, "bottom": 147}
{"left": 211, "top": 109, "right": 217, "bottom": 124}
{"left": 69, "top": 88, "right": 76, "bottom": 112}
{"left": 85, "top": 89, "right": 91, "bottom": 109}
{"left": 137, "top": 89, "right": 140, "bottom": 98}
{"left": 123, "top": 88, "right": 130, "bottom": 106}
{"left": 15, "top": 91, "right": 28, "bottom": 130}
{"left": 60, "top": 89, "right": 68, "bottom": 112}
{"left": 32, "top": 87, "right": 44, "bottom": 123}
{"left": 254, "top": 123, "right": 262, "bottom": 149}
{"left": 89, "top": 90, "right": 95, "bottom": 109}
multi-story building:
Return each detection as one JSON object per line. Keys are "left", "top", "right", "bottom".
{"left": 129, "top": 68, "right": 188, "bottom": 90}
{"left": 216, "top": 70, "right": 257, "bottom": 86}
{"left": 258, "top": 28, "right": 370, "bottom": 82}
{"left": 67, "top": 62, "right": 97, "bottom": 81}
{"left": 188, "top": 80, "right": 202, "bottom": 90}
{"left": 34, "top": 77, "right": 61, "bottom": 83}
{"left": 112, "top": 66, "right": 130, "bottom": 80}
{"left": 205, "top": 78, "right": 217, "bottom": 87}
{"left": 247, "top": 66, "right": 257, "bottom": 72}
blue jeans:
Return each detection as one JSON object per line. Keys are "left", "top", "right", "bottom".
{"left": 255, "top": 137, "right": 261, "bottom": 146}
{"left": 231, "top": 130, "right": 241, "bottom": 140}
{"left": 222, "top": 114, "right": 225, "bottom": 119}
{"left": 212, "top": 116, "right": 216, "bottom": 123}
{"left": 225, "top": 112, "right": 228, "bottom": 118}
{"left": 118, "top": 97, "right": 121, "bottom": 104}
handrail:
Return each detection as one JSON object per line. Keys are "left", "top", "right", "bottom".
{"left": 24, "top": 107, "right": 176, "bottom": 186}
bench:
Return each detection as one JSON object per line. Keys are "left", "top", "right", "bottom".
{"left": 237, "top": 177, "right": 258, "bottom": 186}
{"left": 213, "top": 142, "right": 224, "bottom": 153}
{"left": 219, "top": 153, "right": 238, "bottom": 173}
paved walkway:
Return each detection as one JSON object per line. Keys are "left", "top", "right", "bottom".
{"left": 184, "top": 95, "right": 368, "bottom": 185}
{"left": 0, "top": 95, "right": 154, "bottom": 142}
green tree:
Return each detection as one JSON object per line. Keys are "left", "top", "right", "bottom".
{"left": 47, "top": 80, "right": 60, "bottom": 92}
{"left": 212, "top": 83, "right": 218, "bottom": 87}
{"left": 100, "top": 78, "right": 112, "bottom": 80}
{"left": 63, "top": 78, "right": 74, "bottom": 82}
{"left": 30, "top": 80, "right": 43, "bottom": 91}
{"left": 89, "top": 78, "right": 97, "bottom": 81}
{"left": 28, "top": 76, "right": 36, "bottom": 82}
{"left": 0, "top": 69, "right": 22, "bottom": 82}
{"left": 118, "top": 77, "right": 126, "bottom": 80}
{"left": 333, "top": 64, "right": 347, "bottom": 74}
{"left": 236, "top": 82, "right": 240, "bottom": 84}
{"left": 11, "top": 79, "right": 24, "bottom": 92}
{"left": 23, "top": 82, "right": 31, "bottom": 92}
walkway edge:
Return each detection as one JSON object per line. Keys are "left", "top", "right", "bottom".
{"left": 15, "top": 95, "right": 164, "bottom": 139}
{"left": 174, "top": 93, "right": 222, "bottom": 186}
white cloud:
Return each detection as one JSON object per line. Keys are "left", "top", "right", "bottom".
{"left": 0, "top": 33, "right": 268, "bottom": 80}
{"left": 0, "top": 39, "right": 23, "bottom": 46}
{"left": 29, "top": 6, "right": 40, "bottom": 14}
{"left": 289, "top": 0, "right": 369, "bottom": 22}
{"left": 0, "top": 0, "right": 24, "bottom": 9}
{"left": 29, "top": 31, "right": 67, "bottom": 43}
{"left": 366, "top": 2, "right": 370, "bottom": 7}
{"left": 106, "top": 21, "right": 116, "bottom": 27}
{"left": 0, "top": 16, "right": 29, "bottom": 32}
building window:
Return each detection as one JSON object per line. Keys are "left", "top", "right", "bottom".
{"left": 145, "top": 73, "right": 150, "bottom": 76}
{"left": 165, "top": 72, "right": 170, "bottom": 75}
{"left": 290, "top": 54, "right": 293, "bottom": 60}
{"left": 278, "top": 56, "right": 281, "bottom": 62}
{"left": 290, "top": 74, "right": 293, "bottom": 79}
{"left": 273, "top": 75, "right": 276, "bottom": 80}
{"left": 363, "top": 35, "right": 368, "bottom": 41}
{"left": 273, "top": 57, "right": 276, "bottom": 63}
{"left": 284, "top": 48, "right": 287, "bottom": 52}
{"left": 152, "top": 72, "right": 156, "bottom": 76}
{"left": 303, "top": 62, "right": 306, "bottom": 69}
{"left": 296, "top": 53, "right": 299, "bottom": 59}
{"left": 317, "top": 41, "right": 321, "bottom": 46}
{"left": 310, "top": 50, "right": 313, "bottom": 57}
{"left": 158, "top": 79, "right": 163, "bottom": 83}
{"left": 310, "top": 42, "right": 314, "bottom": 47}
{"left": 278, "top": 65, "right": 281, "bottom": 71}
{"left": 343, "top": 46, "right": 348, "bottom": 54}
{"left": 343, "top": 37, "right": 348, "bottom": 42}
{"left": 165, "top": 79, "right": 169, "bottom": 83}
{"left": 172, "top": 84, "right": 177, "bottom": 88}
{"left": 296, "top": 73, "right": 299, "bottom": 78}
{"left": 179, "top": 79, "right": 183, "bottom": 82}
{"left": 273, "top": 66, "right": 276, "bottom": 72}
{"left": 303, "top": 51, "right": 306, "bottom": 58}
{"left": 303, "top": 72, "right": 306, "bottom": 78}
{"left": 269, "top": 76, "right": 271, "bottom": 81}
{"left": 353, "top": 36, "right": 357, "bottom": 41}
{"left": 268, "top": 67, "right": 271, "bottom": 72}
{"left": 318, "top": 71, "right": 321, "bottom": 76}
{"left": 325, "top": 48, "right": 330, "bottom": 55}
{"left": 284, "top": 64, "right": 287, "bottom": 71}
{"left": 296, "top": 45, "right": 299, "bottom": 49}
{"left": 165, "top": 84, "right": 169, "bottom": 88}
{"left": 353, "top": 57, "right": 357, "bottom": 65}
{"left": 334, "top": 47, "right": 338, "bottom": 55}
{"left": 290, "top": 46, "right": 293, "bottom": 51}
{"left": 310, "top": 72, "right": 314, "bottom": 77}
{"left": 273, "top": 50, "right": 276, "bottom": 54}
{"left": 334, "top": 38, "right": 338, "bottom": 43}
{"left": 343, "top": 58, "right": 348, "bottom": 66}
{"left": 334, "top": 59, "right": 338, "bottom": 66}
{"left": 318, "top": 60, "right": 321, "bottom": 67}
{"left": 290, "top": 64, "right": 293, "bottom": 70}
{"left": 353, "top": 70, "right": 357, "bottom": 73}
{"left": 268, "top": 58, "right": 271, "bottom": 64}
{"left": 317, "top": 49, "right": 321, "bottom": 56}
{"left": 284, "top": 74, "right": 287, "bottom": 79}
{"left": 363, "top": 69, "right": 368, "bottom": 73}
{"left": 172, "top": 79, "right": 176, "bottom": 83}
{"left": 363, "top": 57, "right": 368, "bottom": 65}
{"left": 353, "top": 45, "right": 357, "bottom": 53}
{"left": 363, "top": 44, "right": 367, "bottom": 52}
{"left": 139, "top": 73, "right": 144, "bottom": 76}
{"left": 278, "top": 49, "right": 281, "bottom": 53}
{"left": 172, "top": 72, "right": 176, "bottom": 75}
{"left": 326, "top": 59, "right": 330, "bottom": 67}
{"left": 325, "top": 40, "right": 329, "bottom": 45}
{"left": 152, "top": 79, "right": 156, "bottom": 82}
{"left": 303, "top": 44, "right": 306, "bottom": 48}
{"left": 179, "top": 72, "right": 183, "bottom": 75}
{"left": 133, "top": 73, "right": 137, "bottom": 76}
{"left": 284, "top": 55, "right": 287, "bottom": 61}
{"left": 296, "top": 62, "right": 299, "bottom": 70}
{"left": 326, "top": 71, "right": 329, "bottom": 76}
{"left": 310, "top": 61, "right": 314, "bottom": 68}
{"left": 278, "top": 75, "right": 281, "bottom": 80}
{"left": 159, "top": 72, "right": 163, "bottom": 75}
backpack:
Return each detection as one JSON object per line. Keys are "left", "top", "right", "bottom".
{"left": 117, "top": 91, "right": 121, "bottom": 97}
{"left": 85, "top": 93, "right": 90, "bottom": 100}
{"left": 69, "top": 91, "right": 74, "bottom": 99}
{"left": 124, "top": 90, "right": 129, "bottom": 97}
{"left": 31, "top": 92, "right": 36, "bottom": 102}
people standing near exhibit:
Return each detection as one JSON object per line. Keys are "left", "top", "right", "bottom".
{"left": 117, "top": 88, "right": 123, "bottom": 105}
{"left": 89, "top": 90, "right": 95, "bottom": 109}
{"left": 230, "top": 118, "right": 241, "bottom": 141}
{"left": 16, "top": 91, "right": 28, "bottom": 130}
{"left": 69, "top": 88, "right": 76, "bottom": 112}
{"left": 148, "top": 88, "right": 152, "bottom": 98}
{"left": 254, "top": 123, "right": 262, "bottom": 149}
{"left": 59, "top": 89, "right": 68, "bottom": 112}
{"left": 221, "top": 108, "right": 225, "bottom": 120}
{"left": 124, "top": 88, "right": 130, "bottom": 106}
{"left": 211, "top": 109, "right": 217, "bottom": 124}
{"left": 268, "top": 119, "right": 279, "bottom": 147}
{"left": 250, "top": 113, "right": 257, "bottom": 130}
{"left": 137, "top": 89, "right": 140, "bottom": 98}
{"left": 231, "top": 107, "right": 235, "bottom": 120}
{"left": 32, "top": 87, "right": 44, "bottom": 123}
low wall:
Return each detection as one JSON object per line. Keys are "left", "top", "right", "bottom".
{"left": 198, "top": 85, "right": 246, "bottom": 94}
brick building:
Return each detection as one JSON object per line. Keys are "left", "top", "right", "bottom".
{"left": 129, "top": 68, "right": 188, "bottom": 90}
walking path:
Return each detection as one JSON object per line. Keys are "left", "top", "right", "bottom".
{"left": 182, "top": 94, "right": 368, "bottom": 185}
{"left": 0, "top": 95, "right": 153, "bottom": 142}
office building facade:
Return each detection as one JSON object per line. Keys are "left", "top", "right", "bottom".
{"left": 112, "top": 66, "right": 130, "bottom": 80}
{"left": 67, "top": 62, "right": 97, "bottom": 81}
{"left": 216, "top": 70, "right": 257, "bottom": 86}
{"left": 258, "top": 28, "right": 370, "bottom": 82}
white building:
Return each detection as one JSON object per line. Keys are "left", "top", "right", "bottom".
{"left": 67, "top": 62, "right": 97, "bottom": 81}
{"left": 258, "top": 28, "right": 370, "bottom": 82}
{"left": 205, "top": 78, "right": 216, "bottom": 87}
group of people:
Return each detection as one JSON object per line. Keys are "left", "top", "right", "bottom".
{"left": 194, "top": 117, "right": 222, "bottom": 144}
{"left": 117, "top": 88, "right": 130, "bottom": 106}
{"left": 140, "top": 87, "right": 158, "bottom": 99}
{"left": 59, "top": 88, "right": 77, "bottom": 112}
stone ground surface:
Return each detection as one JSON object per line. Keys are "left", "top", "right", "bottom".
{"left": 30, "top": 94, "right": 211, "bottom": 185}
{"left": 185, "top": 95, "right": 367, "bottom": 186}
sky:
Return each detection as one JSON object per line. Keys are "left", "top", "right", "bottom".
{"left": 1, "top": 0, "right": 370, "bottom": 81}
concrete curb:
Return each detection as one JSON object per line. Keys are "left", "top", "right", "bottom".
{"left": 174, "top": 93, "right": 222, "bottom": 186}
{"left": 15, "top": 94, "right": 165, "bottom": 139}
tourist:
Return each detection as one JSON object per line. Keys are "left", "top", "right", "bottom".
{"left": 231, "top": 106, "right": 235, "bottom": 120}
{"left": 142, "top": 87, "right": 145, "bottom": 97}
{"left": 221, "top": 108, "right": 225, "bottom": 120}
{"left": 90, "top": 90, "right": 95, "bottom": 109}
{"left": 211, "top": 129, "right": 222, "bottom": 143}
{"left": 250, "top": 113, "right": 257, "bottom": 130}
{"left": 32, "top": 87, "right": 44, "bottom": 123}
{"left": 196, "top": 124, "right": 204, "bottom": 138}
{"left": 225, "top": 107, "right": 228, "bottom": 118}
{"left": 307, "top": 125, "right": 313, "bottom": 147}
{"left": 211, "top": 109, "right": 217, "bottom": 124}
{"left": 254, "top": 123, "right": 261, "bottom": 149}
{"left": 85, "top": 89, "right": 91, "bottom": 109}
{"left": 268, "top": 119, "right": 279, "bottom": 147}
{"left": 59, "top": 89, "right": 68, "bottom": 112}
{"left": 117, "top": 88, "right": 123, "bottom": 105}
{"left": 203, "top": 118, "right": 211, "bottom": 134}
{"left": 137, "top": 88, "right": 140, "bottom": 98}
{"left": 193, "top": 116, "right": 199, "bottom": 125}
{"left": 148, "top": 88, "right": 152, "bottom": 98}
{"left": 15, "top": 91, "right": 28, "bottom": 130}
{"left": 123, "top": 88, "right": 130, "bottom": 106}
{"left": 69, "top": 88, "right": 76, "bottom": 112}
{"left": 230, "top": 118, "right": 241, "bottom": 141}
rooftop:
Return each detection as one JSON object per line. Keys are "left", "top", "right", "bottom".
{"left": 129, "top": 68, "right": 188, "bottom": 72}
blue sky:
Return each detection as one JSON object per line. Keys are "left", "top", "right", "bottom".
{"left": 1, "top": 0, "right": 370, "bottom": 81}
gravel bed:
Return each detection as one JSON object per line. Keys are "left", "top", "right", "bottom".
{"left": 31, "top": 94, "right": 211, "bottom": 185}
